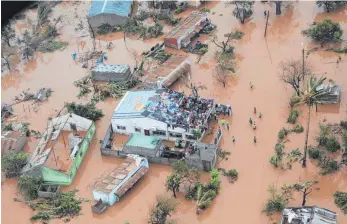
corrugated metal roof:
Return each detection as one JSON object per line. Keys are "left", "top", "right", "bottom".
{"left": 165, "top": 11, "right": 208, "bottom": 39}
{"left": 92, "top": 64, "right": 130, "bottom": 74}
{"left": 88, "top": 0, "right": 133, "bottom": 17}
{"left": 146, "top": 55, "right": 189, "bottom": 83}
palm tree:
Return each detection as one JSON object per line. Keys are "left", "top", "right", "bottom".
{"left": 195, "top": 184, "right": 216, "bottom": 215}
{"left": 292, "top": 76, "right": 331, "bottom": 167}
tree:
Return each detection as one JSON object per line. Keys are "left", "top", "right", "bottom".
{"left": 166, "top": 173, "right": 182, "bottom": 198}
{"left": 278, "top": 59, "right": 312, "bottom": 96}
{"left": 214, "top": 64, "right": 230, "bottom": 88}
{"left": 316, "top": 1, "right": 347, "bottom": 13}
{"left": 292, "top": 76, "right": 331, "bottom": 167}
{"left": 2, "top": 152, "right": 28, "bottom": 178}
{"left": 210, "top": 30, "right": 243, "bottom": 54}
{"left": 263, "top": 184, "right": 291, "bottom": 215}
{"left": 333, "top": 191, "right": 347, "bottom": 214}
{"left": 149, "top": 195, "right": 178, "bottom": 224}
{"left": 1, "top": 49, "right": 15, "bottom": 72}
{"left": 1, "top": 23, "right": 16, "bottom": 47}
{"left": 182, "top": 77, "right": 207, "bottom": 99}
{"left": 166, "top": 161, "right": 200, "bottom": 197}
{"left": 17, "top": 175, "right": 42, "bottom": 200}
{"left": 195, "top": 184, "right": 216, "bottom": 215}
{"left": 65, "top": 102, "right": 104, "bottom": 121}
{"left": 290, "top": 180, "right": 319, "bottom": 206}
{"left": 230, "top": 1, "right": 254, "bottom": 24}
{"left": 308, "top": 19, "right": 343, "bottom": 46}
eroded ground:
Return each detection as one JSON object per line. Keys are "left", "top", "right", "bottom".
{"left": 1, "top": 1, "right": 347, "bottom": 224}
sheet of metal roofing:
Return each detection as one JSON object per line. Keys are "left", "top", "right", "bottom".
{"left": 88, "top": 0, "right": 132, "bottom": 17}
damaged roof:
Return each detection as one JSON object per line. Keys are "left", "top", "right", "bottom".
{"left": 93, "top": 155, "right": 148, "bottom": 197}
{"left": 165, "top": 11, "right": 208, "bottom": 39}
{"left": 145, "top": 55, "right": 190, "bottom": 87}
{"left": 88, "top": 0, "right": 133, "bottom": 17}
{"left": 92, "top": 64, "right": 130, "bottom": 74}
{"left": 281, "top": 206, "right": 337, "bottom": 224}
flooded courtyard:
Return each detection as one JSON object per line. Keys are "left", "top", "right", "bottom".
{"left": 1, "top": 1, "right": 347, "bottom": 224}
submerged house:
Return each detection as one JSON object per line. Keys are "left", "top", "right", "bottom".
{"left": 280, "top": 206, "right": 337, "bottom": 224}
{"left": 88, "top": 0, "right": 134, "bottom": 29}
{"left": 21, "top": 113, "right": 95, "bottom": 186}
{"left": 101, "top": 132, "right": 218, "bottom": 171}
{"left": 92, "top": 154, "right": 148, "bottom": 213}
{"left": 1, "top": 131, "right": 27, "bottom": 156}
{"left": 110, "top": 89, "right": 215, "bottom": 142}
{"left": 91, "top": 64, "right": 132, "bottom": 82}
{"left": 164, "top": 11, "right": 209, "bottom": 49}
{"left": 315, "top": 83, "right": 340, "bottom": 104}
{"left": 143, "top": 55, "right": 190, "bottom": 88}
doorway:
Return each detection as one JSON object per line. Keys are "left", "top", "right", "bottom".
{"left": 144, "top": 129, "right": 150, "bottom": 136}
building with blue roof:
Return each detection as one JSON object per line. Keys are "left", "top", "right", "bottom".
{"left": 110, "top": 89, "right": 216, "bottom": 142}
{"left": 87, "top": 0, "right": 134, "bottom": 29}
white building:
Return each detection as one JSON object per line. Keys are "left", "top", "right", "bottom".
{"left": 111, "top": 89, "right": 215, "bottom": 142}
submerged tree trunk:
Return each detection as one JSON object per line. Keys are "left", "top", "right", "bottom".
{"left": 275, "top": 1, "right": 282, "bottom": 15}
{"left": 302, "top": 106, "right": 311, "bottom": 167}
{"left": 302, "top": 189, "right": 308, "bottom": 206}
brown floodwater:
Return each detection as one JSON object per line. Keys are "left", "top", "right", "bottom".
{"left": 2, "top": 1, "right": 347, "bottom": 224}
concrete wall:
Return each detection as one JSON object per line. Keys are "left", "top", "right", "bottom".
{"left": 112, "top": 117, "right": 196, "bottom": 142}
{"left": 92, "top": 68, "right": 131, "bottom": 82}
{"left": 88, "top": 14, "right": 128, "bottom": 29}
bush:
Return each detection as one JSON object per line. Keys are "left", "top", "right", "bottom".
{"left": 326, "top": 136, "right": 341, "bottom": 152}
{"left": 270, "top": 155, "right": 281, "bottom": 168}
{"left": 343, "top": 131, "right": 347, "bottom": 150}
{"left": 278, "top": 129, "right": 288, "bottom": 140}
{"left": 65, "top": 102, "right": 104, "bottom": 121}
{"left": 206, "top": 169, "right": 220, "bottom": 193}
{"left": 18, "top": 175, "right": 42, "bottom": 200}
{"left": 199, "top": 47, "right": 208, "bottom": 54}
{"left": 174, "top": 8, "right": 184, "bottom": 14}
{"left": 334, "top": 191, "right": 347, "bottom": 214}
{"left": 308, "top": 19, "right": 343, "bottom": 44}
{"left": 316, "top": 124, "right": 330, "bottom": 146}
{"left": 289, "top": 94, "right": 301, "bottom": 108}
{"left": 308, "top": 148, "right": 323, "bottom": 160}
{"left": 30, "top": 190, "right": 83, "bottom": 222}
{"left": 287, "top": 109, "right": 299, "bottom": 124}
{"left": 318, "top": 156, "right": 339, "bottom": 175}
{"left": 219, "top": 168, "right": 238, "bottom": 183}
{"left": 292, "top": 125, "right": 304, "bottom": 133}
{"left": 340, "top": 121, "right": 347, "bottom": 130}
{"left": 263, "top": 185, "right": 288, "bottom": 216}
{"left": 1, "top": 152, "right": 28, "bottom": 178}
{"left": 201, "top": 7, "right": 210, "bottom": 13}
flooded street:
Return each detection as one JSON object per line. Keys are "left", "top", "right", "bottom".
{"left": 2, "top": 1, "right": 347, "bottom": 224}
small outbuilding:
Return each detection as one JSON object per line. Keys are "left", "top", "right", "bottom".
{"left": 1, "top": 131, "right": 27, "bottom": 156}
{"left": 164, "top": 11, "right": 209, "bottom": 49}
{"left": 92, "top": 154, "right": 149, "bottom": 212}
{"left": 91, "top": 64, "right": 132, "bottom": 82}
{"left": 88, "top": 0, "right": 134, "bottom": 29}
{"left": 144, "top": 55, "right": 190, "bottom": 88}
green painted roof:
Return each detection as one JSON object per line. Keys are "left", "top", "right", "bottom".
{"left": 126, "top": 134, "right": 160, "bottom": 149}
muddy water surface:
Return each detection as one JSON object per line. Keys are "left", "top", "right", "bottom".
{"left": 2, "top": 1, "right": 347, "bottom": 224}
